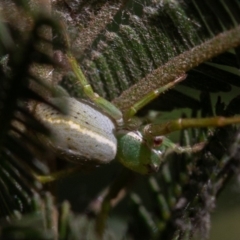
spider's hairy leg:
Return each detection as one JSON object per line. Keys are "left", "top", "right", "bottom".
{"left": 67, "top": 54, "right": 123, "bottom": 125}
{"left": 123, "top": 74, "right": 187, "bottom": 120}
{"left": 143, "top": 116, "right": 240, "bottom": 138}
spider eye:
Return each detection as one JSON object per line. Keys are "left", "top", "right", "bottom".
{"left": 153, "top": 136, "right": 163, "bottom": 147}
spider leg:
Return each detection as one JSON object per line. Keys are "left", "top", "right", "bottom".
{"left": 60, "top": 22, "right": 123, "bottom": 125}
{"left": 143, "top": 116, "right": 240, "bottom": 138}
{"left": 123, "top": 74, "right": 187, "bottom": 120}
{"left": 160, "top": 136, "right": 206, "bottom": 155}
{"left": 67, "top": 54, "right": 123, "bottom": 125}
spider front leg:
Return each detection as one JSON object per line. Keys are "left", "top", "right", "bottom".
{"left": 67, "top": 54, "right": 123, "bottom": 125}
{"left": 61, "top": 23, "right": 123, "bottom": 124}
{"left": 143, "top": 116, "right": 240, "bottom": 138}
{"left": 158, "top": 136, "right": 206, "bottom": 155}
{"left": 123, "top": 74, "right": 187, "bottom": 121}
{"left": 137, "top": 115, "right": 240, "bottom": 162}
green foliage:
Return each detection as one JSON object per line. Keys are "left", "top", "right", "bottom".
{"left": 0, "top": 0, "right": 240, "bottom": 239}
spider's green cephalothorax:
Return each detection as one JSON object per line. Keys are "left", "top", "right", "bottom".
{"left": 116, "top": 130, "right": 161, "bottom": 174}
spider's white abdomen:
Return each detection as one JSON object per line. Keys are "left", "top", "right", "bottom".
{"left": 34, "top": 97, "right": 117, "bottom": 163}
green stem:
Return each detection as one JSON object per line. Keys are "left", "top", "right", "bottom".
{"left": 113, "top": 25, "right": 240, "bottom": 112}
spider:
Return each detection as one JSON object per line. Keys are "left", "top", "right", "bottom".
{"left": 32, "top": 51, "right": 240, "bottom": 175}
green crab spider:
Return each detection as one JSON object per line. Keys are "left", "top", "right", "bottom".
{"left": 33, "top": 52, "right": 240, "bottom": 176}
